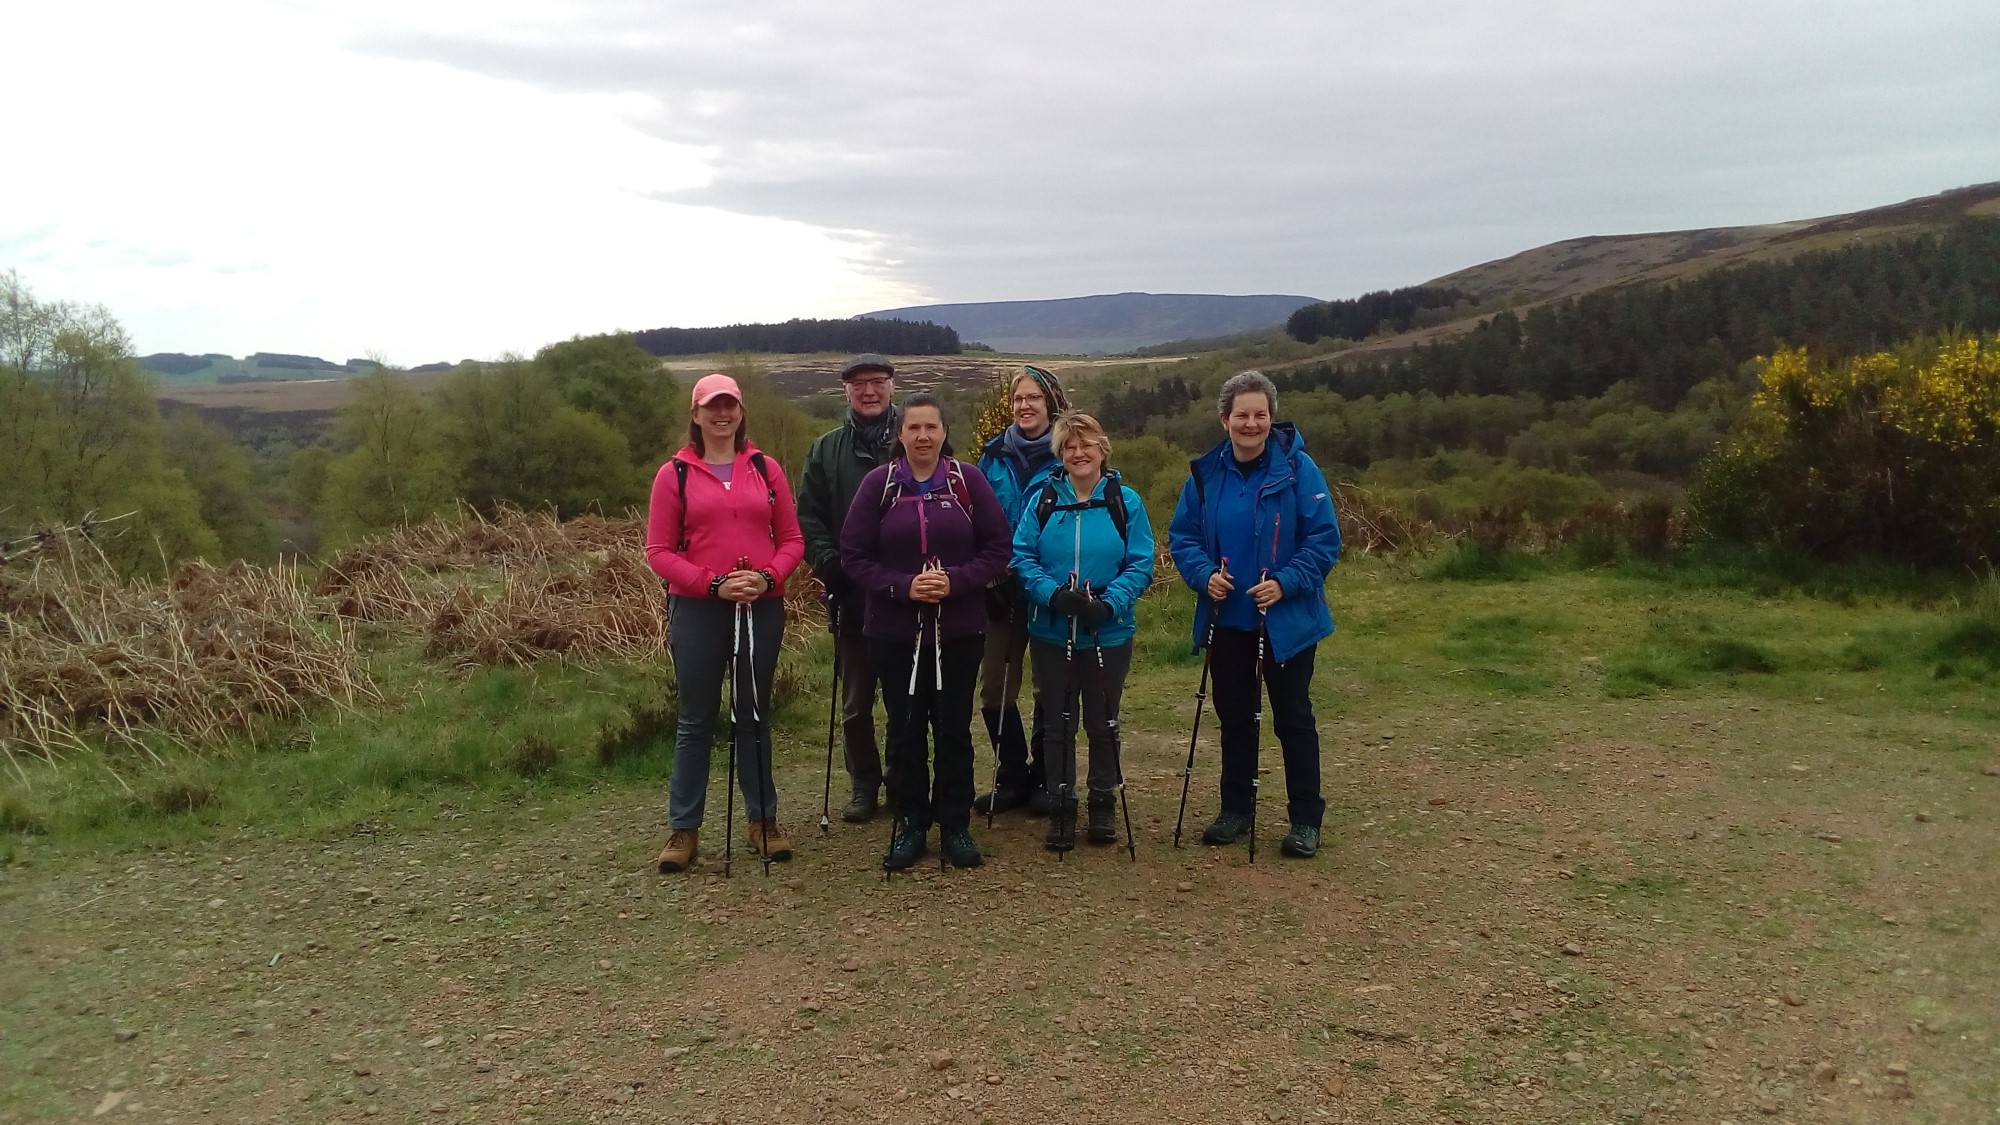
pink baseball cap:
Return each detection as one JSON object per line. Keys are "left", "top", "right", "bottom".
{"left": 691, "top": 372, "right": 743, "bottom": 407}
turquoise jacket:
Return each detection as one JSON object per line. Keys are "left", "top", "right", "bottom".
{"left": 1011, "top": 472, "right": 1155, "bottom": 649}
{"left": 1167, "top": 423, "right": 1341, "bottom": 663}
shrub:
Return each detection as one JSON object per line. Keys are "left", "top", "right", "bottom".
{"left": 1687, "top": 336, "right": 2000, "bottom": 565}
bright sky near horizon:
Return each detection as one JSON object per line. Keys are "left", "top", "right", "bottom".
{"left": 4, "top": 0, "right": 1997, "bottom": 365}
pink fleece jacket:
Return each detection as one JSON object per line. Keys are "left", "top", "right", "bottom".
{"left": 645, "top": 444, "right": 805, "bottom": 599}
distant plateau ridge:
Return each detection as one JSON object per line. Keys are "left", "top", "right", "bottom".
{"left": 857, "top": 291, "right": 1321, "bottom": 356}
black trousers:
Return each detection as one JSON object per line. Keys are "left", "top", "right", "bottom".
{"left": 1208, "top": 625, "right": 1325, "bottom": 829}
{"left": 1030, "top": 639, "right": 1133, "bottom": 799}
{"left": 872, "top": 633, "right": 984, "bottom": 831}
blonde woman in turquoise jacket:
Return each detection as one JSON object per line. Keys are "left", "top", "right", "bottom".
{"left": 1009, "top": 412, "right": 1154, "bottom": 851}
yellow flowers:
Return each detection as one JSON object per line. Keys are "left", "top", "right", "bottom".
{"left": 1690, "top": 334, "right": 2000, "bottom": 563}
{"left": 1751, "top": 336, "right": 2000, "bottom": 449}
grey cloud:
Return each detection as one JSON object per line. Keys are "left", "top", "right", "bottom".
{"left": 354, "top": 1, "right": 2000, "bottom": 307}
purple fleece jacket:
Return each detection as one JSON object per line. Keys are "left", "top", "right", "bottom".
{"left": 839, "top": 457, "right": 1012, "bottom": 644}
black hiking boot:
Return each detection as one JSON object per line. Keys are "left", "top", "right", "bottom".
{"left": 1042, "top": 797, "right": 1078, "bottom": 852}
{"left": 1279, "top": 824, "right": 1321, "bottom": 858}
{"left": 842, "top": 785, "right": 880, "bottom": 824}
{"left": 882, "top": 817, "right": 927, "bottom": 871}
{"left": 1202, "top": 810, "right": 1252, "bottom": 846}
{"left": 1086, "top": 795, "right": 1117, "bottom": 845}
{"left": 973, "top": 786, "right": 1029, "bottom": 816}
{"left": 939, "top": 826, "right": 984, "bottom": 868}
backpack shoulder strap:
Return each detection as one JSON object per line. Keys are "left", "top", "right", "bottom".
{"left": 1034, "top": 474, "right": 1129, "bottom": 545}
{"left": 673, "top": 460, "right": 692, "bottom": 551}
{"left": 877, "top": 467, "right": 902, "bottom": 512}
{"left": 1033, "top": 479, "right": 1061, "bottom": 529}
{"left": 747, "top": 451, "right": 776, "bottom": 506}
{"left": 947, "top": 460, "right": 974, "bottom": 509}
{"left": 1103, "top": 470, "right": 1130, "bottom": 544}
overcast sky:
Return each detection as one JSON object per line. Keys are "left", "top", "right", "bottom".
{"left": 4, "top": 1, "right": 1996, "bottom": 364}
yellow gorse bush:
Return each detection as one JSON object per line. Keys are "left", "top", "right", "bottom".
{"left": 1689, "top": 334, "right": 2000, "bottom": 564}
{"left": 1752, "top": 336, "right": 2000, "bottom": 448}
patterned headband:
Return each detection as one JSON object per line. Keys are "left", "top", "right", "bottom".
{"left": 1020, "top": 364, "right": 1070, "bottom": 418}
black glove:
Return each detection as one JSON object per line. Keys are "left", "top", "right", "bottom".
{"left": 1048, "top": 587, "right": 1091, "bottom": 617}
{"left": 985, "top": 583, "right": 1015, "bottom": 622}
{"left": 816, "top": 564, "right": 853, "bottom": 601}
{"left": 1081, "top": 596, "right": 1115, "bottom": 628}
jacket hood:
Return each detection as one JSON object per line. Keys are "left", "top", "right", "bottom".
{"left": 1192, "top": 420, "right": 1304, "bottom": 474}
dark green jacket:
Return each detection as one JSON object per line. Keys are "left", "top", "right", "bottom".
{"left": 797, "top": 407, "right": 899, "bottom": 584}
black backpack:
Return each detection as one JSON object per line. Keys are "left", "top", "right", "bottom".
{"left": 1032, "top": 470, "right": 1131, "bottom": 544}
{"left": 672, "top": 452, "right": 776, "bottom": 551}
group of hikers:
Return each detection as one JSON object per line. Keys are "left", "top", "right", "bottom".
{"left": 641, "top": 353, "right": 1343, "bottom": 874}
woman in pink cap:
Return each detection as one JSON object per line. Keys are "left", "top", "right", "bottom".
{"left": 645, "top": 373, "right": 805, "bottom": 873}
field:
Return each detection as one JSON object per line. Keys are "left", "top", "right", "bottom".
{"left": 151, "top": 355, "right": 1165, "bottom": 420}
{"left": 3, "top": 553, "right": 1999, "bottom": 1125}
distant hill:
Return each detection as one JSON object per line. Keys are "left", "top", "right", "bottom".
{"left": 1260, "top": 181, "right": 2000, "bottom": 371}
{"left": 139, "top": 353, "right": 429, "bottom": 385}
{"left": 1428, "top": 182, "right": 2000, "bottom": 308}
{"left": 857, "top": 292, "right": 1320, "bottom": 356}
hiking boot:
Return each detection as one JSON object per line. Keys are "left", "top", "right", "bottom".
{"left": 1042, "top": 799, "right": 1078, "bottom": 852}
{"left": 841, "top": 786, "right": 880, "bottom": 823}
{"left": 1201, "top": 811, "right": 1252, "bottom": 846}
{"left": 655, "top": 828, "right": 699, "bottom": 873}
{"left": 1086, "top": 795, "right": 1117, "bottom": 845}
{"left": 747, "top": 818, "right": 793, "bottom": 862}
{"left": 972, "top": 786, "right": 1029, "bottom": 816}
{"left": 1279, "top": 824, "right": 1320, "bottom": 859}
{"left": 882, "top": 817, "right": 927, "bottom": 871}
{"left": 939, "top": 826, "right": 984, "bottom": 868}
{"left": 1027, "top": 789, "right": 1055, "bottom": 817}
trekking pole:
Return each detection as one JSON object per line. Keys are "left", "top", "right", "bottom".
{"left": 1248, "top": 518, "right": 1281, "bottom": 866}
{"left": 985, "top": 592, "right": 1017, "bottom": 830}
{"left": 1249, "top": 605, "right": 1263, "bottom": 866}
{"left": 1089, "top": 590, "right": 1137, "bottom": 863}
{"left": 1172, "top": 559, "right": 1225, "bottom": 849}
{"left": 723, "top": 589, "right": 741, "bottom": 879}
{"left": 929, "top": 597, "right": 946, "bottom": 873}
{"left": 924, "top": 559, "right": 947, "bottom": 871}
{"left": 1055, "top": 589, "right": 1076, "bottom": 859}
{"left": 888, "top": 566, "right": 939, "bottom": 879}
{"left": 820, "top": 596, "right": 840, "bottom": 834}
{"left": 740, "top": 591, "right": 772, "bottom": 879}
{"left": 1058, "top": 503, "right": 1084, "bottom": 856}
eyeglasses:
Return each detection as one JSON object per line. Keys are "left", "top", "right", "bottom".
{"left": 1011, "top": 394, "right": 1045, "bottom": 405}
{"left": 848, "top": 377, "right": 891, "bottom": 391}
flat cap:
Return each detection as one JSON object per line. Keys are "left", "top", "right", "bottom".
{"left": 839, "top": 353, "right": 895, "bottom": 380}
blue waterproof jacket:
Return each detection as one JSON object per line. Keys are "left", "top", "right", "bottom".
{"left": 1011, "top": 471, "right": 1155, "bottom": 649}
{"left": 1167, "top": 422, "right": 1342, "bottom": 663}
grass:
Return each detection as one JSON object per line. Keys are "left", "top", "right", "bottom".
{"left": 4, "top": 558, "right": 1999, "bottom": 1121}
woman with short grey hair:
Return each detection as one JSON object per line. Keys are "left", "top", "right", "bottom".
{"left": 1166, "top": 369, "right": 1343, "bottom": 859}
{"left": 1217, "top": 369, "right": 1280, "bottom": 418}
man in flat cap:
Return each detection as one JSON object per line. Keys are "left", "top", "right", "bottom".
{"left": 798, "top": 354, "right": 900, "bottom": 821}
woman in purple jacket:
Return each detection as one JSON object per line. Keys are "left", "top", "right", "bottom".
{"left": 841, "top": 393, "right": 1012, "bottom": 871}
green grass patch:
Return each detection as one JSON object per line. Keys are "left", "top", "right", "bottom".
{"left": 0, "top": 649, "right": 685, "bottom": 847}
{"left": 1427, "top": 544, "right": 1544, "bottom": 582}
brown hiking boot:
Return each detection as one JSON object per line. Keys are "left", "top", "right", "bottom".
{"left": 655, "top": 828, "right": 699, "bottom": 873}
{"left": 747, "top": 819, "right": 793, "bottom": 862}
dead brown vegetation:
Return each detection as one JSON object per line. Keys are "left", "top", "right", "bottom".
{"left": 314, "top": 506, "right": 826, "bottom": 665}
{"left": 0, "top": 541, "right": 377, "bottom": 768}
